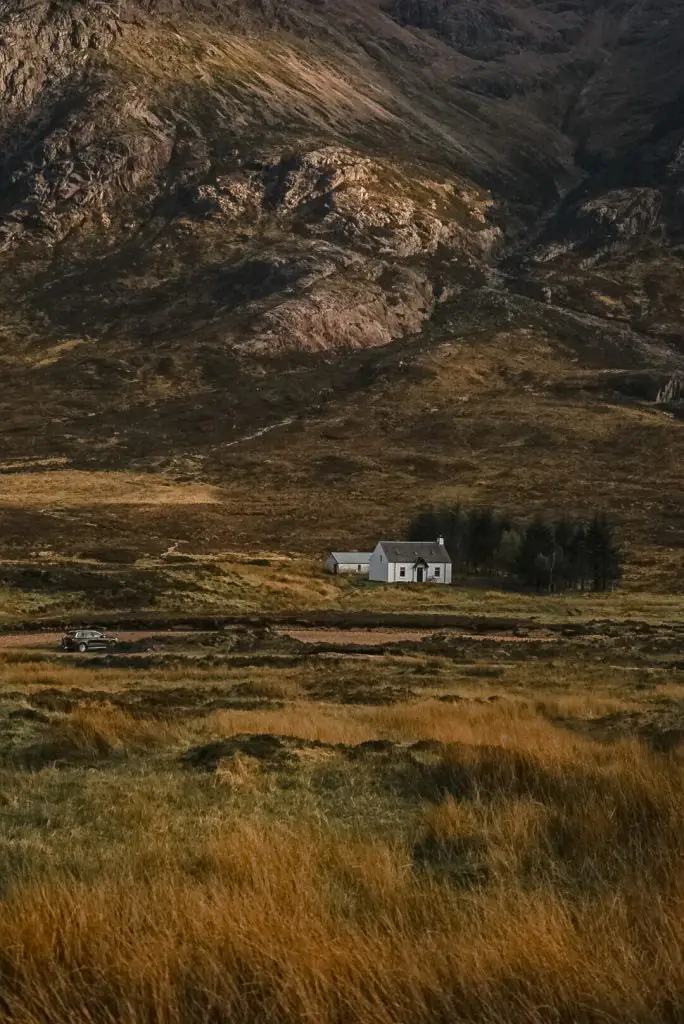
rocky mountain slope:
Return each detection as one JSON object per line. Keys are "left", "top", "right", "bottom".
{"left": 0, "top": 0, "right": 683, "bottom": 578}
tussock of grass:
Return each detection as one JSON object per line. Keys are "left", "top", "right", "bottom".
{"left": 215, "top": 753, "right": 268, "bottom": 792}
{"left": 58, "top": 706, "right": 181, "bottom": 752}
{"left": 234, "top": 676, "right": 304, "bottom": 700}
{"left": 12, "top": 706, "right": 183, "bottom": 770}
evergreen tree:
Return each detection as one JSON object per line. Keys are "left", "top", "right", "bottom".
{"left": 408, "top": 509, "right": 440, "bottom": 545}
{"left": 552, "top": 518, "right": 572, "bottom": 589}
{"left": 466, "top": 508, "right": 501, "bottom": 573}
{"left": 444, "top": 505, "right": 470, "bottom": 571}
{"left": 406, "top": 505, "right": 623, "bottom": 594}
{"left": 516, "top": 517, "right": 555, "bottom": 590}
{"left": 567, "top": 523, "right": 591, "bottom": 591}
{"left": 408, "top": 505, "right": 469, "bottom": 570}
{"left": 496, "top": 528, "right": 522, "bottom": 575}
{"left": 586, "top": 512, "right": 622, "bottom": 591}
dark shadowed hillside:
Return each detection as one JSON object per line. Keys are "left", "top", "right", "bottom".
{"left": 0, "top": 0, "right": 683, "bottom": 584}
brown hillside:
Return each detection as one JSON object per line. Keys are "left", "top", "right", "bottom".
{"left": 0, "top": 0, "right": 682, "bottom": 583}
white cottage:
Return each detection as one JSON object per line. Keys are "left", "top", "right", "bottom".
{"left": 368, "top": 538, "right": 452, "bottom": 585}
{"left": 325, "top": 552, "right": 372, "bottom": 575}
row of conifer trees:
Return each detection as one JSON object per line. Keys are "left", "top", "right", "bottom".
{"left": 407, "top": 506, "right": 622, "bottom": 592}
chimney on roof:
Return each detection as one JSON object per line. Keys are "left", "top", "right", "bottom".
{"left": 437, "top": 535, "right": 445, "bottom": 547}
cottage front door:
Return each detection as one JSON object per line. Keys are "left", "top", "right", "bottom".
{"left": 415, "top": 566, "right": 424, "bottom": 583}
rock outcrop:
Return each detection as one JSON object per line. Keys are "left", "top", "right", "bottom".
{"left": 0, "top": 0, "right": 682, "bottom": 464}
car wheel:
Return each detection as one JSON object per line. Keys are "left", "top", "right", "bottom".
{"left": 77, "top": 642, "right": 88, "bottom": 653}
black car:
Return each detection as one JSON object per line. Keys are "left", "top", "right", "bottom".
{"left": 60, "top": 629, "right": 118, "bottom": 653}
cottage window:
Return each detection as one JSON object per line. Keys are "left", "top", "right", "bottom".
{"left": 399, "top": 566, "right": 406, "bottom": 578}
{"left": 434, "top": 567, "right": 441, "bottom": 578}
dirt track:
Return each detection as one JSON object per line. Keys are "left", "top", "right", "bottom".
{"left": 0, "top": 628, "right": 440, "bottom": 650}
{"left": 0, "top": 627, "right": 557, "bottom": 652}
{"left": 0, "top": 631, "right": 184, "bottom": 650}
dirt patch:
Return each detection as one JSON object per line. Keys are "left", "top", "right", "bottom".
{"left": 281, "top": 628, "right": 435, "bottom": 646}
{"left": 280, "top": 628, "right": 560, "bottom": 648}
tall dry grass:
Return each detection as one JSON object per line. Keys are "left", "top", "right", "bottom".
{"left": 0, "top": 808, "right": 682, "bottom": 1024}
{"left": 29, "top": 695, "right": 613, "bottom": 751}
{"left": 2, "top": 671, "right": 684, "bottom": 1022}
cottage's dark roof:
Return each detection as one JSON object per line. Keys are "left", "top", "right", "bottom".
{"left": 378, "top": 541, "right": 451, "bottom": 563}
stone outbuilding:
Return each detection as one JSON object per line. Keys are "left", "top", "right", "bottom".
{"left": 325, "top": 552, "right": 372, "bottom": 575}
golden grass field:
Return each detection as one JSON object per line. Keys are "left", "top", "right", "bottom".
{"left": 0, "top": 633, "right": 683, "bottom": 1023}
{"left": 1, "top": 547, "right": 684, "bottom": 623}
{"left": 0, "top": 470, "right": 221, "bottom": 507}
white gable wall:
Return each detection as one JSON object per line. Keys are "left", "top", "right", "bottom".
{"left": 368, "top": 543, "right": 389, "bottom": 582}
{"left": 434, "top": 561, "right": 451, "bottom": 584}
